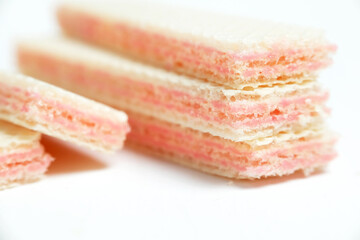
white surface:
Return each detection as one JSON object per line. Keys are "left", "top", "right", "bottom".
{"left": 0, "top": 0, "right": 360, "bottom": 240}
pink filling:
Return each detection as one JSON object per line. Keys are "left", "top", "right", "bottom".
{"left": 234, "top": 44, "right": 337, "bottom": 61}
{"left": 0, "top": 146, "right": 44, "bottom": 164}
{"left": 130, "top": 131, "right": 335, "bottom": 174}
{"left": 127, "top": 115, "right": 336, "bottom": 177}
{"left": 129, "top": 117, "right": 336, "bottom": 158}
{"left": 0, "top": 154, "right": 53, "bottom": 181}
{"left": 0, "top": 143, "right": 53, "bottom": 184}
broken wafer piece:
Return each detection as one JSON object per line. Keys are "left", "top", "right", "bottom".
{"left": 0, "top": 71, "right": 130, "bottom": 153}
{"left": 0, "top": 120, "right": 53, "bottom": 190}
{"left": 18, "top": 38, "right": 327, "bottom": 144}
{"left": 57, "top": 1, "right": 336, "bottom": 88}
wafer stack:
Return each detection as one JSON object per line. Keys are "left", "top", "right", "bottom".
{"left": 0, "top": 71, "right": 130, "bottom": 189}
{"left": 18, "top": 1, "right": 337, "bottom": 179}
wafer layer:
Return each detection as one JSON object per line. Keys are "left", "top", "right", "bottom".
{"left": 57, "top": 2, "right": 336, "bottom": 88}
{"left": 0, "top": 72, "right": 129, "bottom": 152}
{"left": 126, "top": 112, "right": 335, "bottom": 179}
{"left": 18, "top": 38, "right": 328, "bottom": 144}
{"left": 0, "top": 120, "right": 53, "bottom": 190}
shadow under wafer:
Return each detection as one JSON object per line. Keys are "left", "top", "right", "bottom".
{"left": 41, "top": 136, "right": 106, "bottom": 175}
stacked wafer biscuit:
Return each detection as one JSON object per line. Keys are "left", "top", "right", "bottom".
{"left": 16, "top": 1, "right": 337, "bottom": 179}
{"left": 0, "top": 120, "right": 52, "bottom": 190}
{"left": 0, "top": 71, "right": 130, "bottom": 189}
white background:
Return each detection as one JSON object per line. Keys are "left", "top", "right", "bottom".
{"left": 0, "top": 0, "right": 360, "bottom": 239}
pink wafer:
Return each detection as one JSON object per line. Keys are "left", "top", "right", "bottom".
{"left": 16, "top": 38, "right": 336, "bottom": 179}
{"left": 0, "top": 71, "right": 129, "bottom": 153}
{"left": 126, "top": 112, "right": 336, "bottom": 179}
{"left": 57, "top": 2, "right": 336, "bottom": 88}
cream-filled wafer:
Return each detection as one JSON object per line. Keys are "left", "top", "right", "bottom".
{"left": 57, "top": 1, "right": 336, "bottom": 88}
{"left": 0, "top": 120, "right": 53, "bottom": 190}
{"left": 0, "top": 71, "right": 129, "bottom": 153}
{"left": 18, "top": 38, "right": 328, "bottom": 145}
{"left": 126, "top": 112, "right": 336, "bottom": 179}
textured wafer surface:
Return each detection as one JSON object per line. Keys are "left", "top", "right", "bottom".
{"left": 58, "top": 1, "right": 329, "bottom": 53}
{"left": 0, "top": 71, "right": 129, "bottom": 152}
{"left": 0, "top": 120, "right": 40, "bottom": 149}
{"left": 126, "top": 112, "right": 336, "bottom": 179}
{"left": 18, "top": 38, "right": 328, "bottom": 144}
{"left": 17, "top": 38, "right": 320, "bottom": 92}
{"left": 57, "top": 1, "right": 336, "bottom": 87}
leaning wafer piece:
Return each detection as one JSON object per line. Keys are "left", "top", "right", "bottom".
{"left": 0, "top": 120, "right": 53, "bottom": 190}
{"left": 57, "top": 1, "right": 336, "bottom": 88}
{"left": 0, "top": 71, "right": 130, "bottom": 152}
{"left": 18, "top": 38, "right": 327, "bottom": 144}
{"left": 127, "top": 112, "right": 336, "bottom": 179}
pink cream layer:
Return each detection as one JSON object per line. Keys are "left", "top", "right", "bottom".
{"left": 129, "top": 116, "right": 336, "bottom": 160}
{"left": 0, "top": 82, "right": 129, "bottom": 145}
{"left": 127, "top": 114, "right": 336, "bottom": 177}
{"left": 0, "top": 154, "right": 53, "bottom": 182}
{"left": 0, "top": 145, "right": 44, "bottom": 165}
{"left": 57, "top": 7, "right": 336, "bottom": 84}
{"left": 130, "top": 133, "right": 335, "bottom": 177}
{"left": 18, "top": 50, "right": 328, "bottom": 130}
